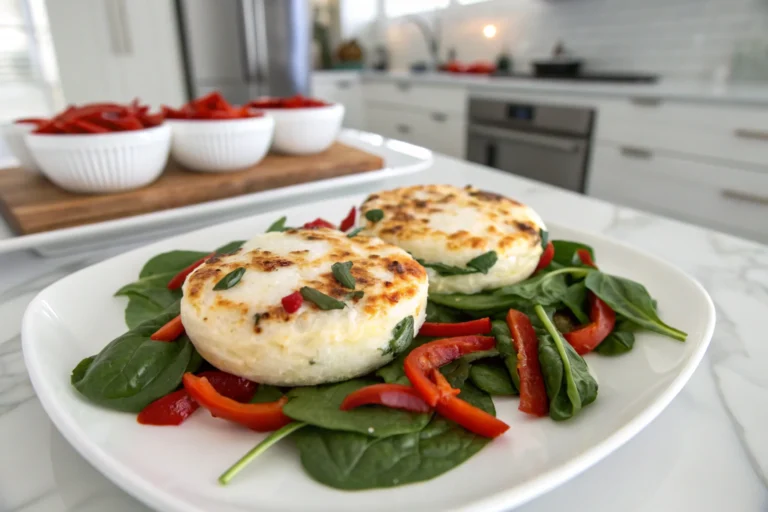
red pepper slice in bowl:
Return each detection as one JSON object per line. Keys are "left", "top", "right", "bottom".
{"left": 340, "top": 383, "right": 431, "bottom": 413}
{"left": 418, "top": 317, "right": 492, "bottom": 337}
{"left": 506, "top": 309, "right": 549, "bottom": 417}
{"left": 183, "top": 373, "right": 291, "bottom": 432}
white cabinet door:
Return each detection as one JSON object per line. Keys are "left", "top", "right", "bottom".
{"left": 312, "top": 73, "right": 365, "bottom": 130}
{"left": 588, "top": 142, "right": 768, "bottom": 243}
{"left": 362, "top": 79, "right": 468, "bottom": 116}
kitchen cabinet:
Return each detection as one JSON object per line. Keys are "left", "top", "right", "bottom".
{"left": 311, "top": 72, "right": 365, "bottom": 130}
{"left": 365, "top": 104, "right": 465, "bottom": 158}
{"left": 45, "top": 0, "right": 186, "bottom": 107}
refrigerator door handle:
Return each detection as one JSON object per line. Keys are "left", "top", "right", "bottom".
{"left": 238, "top": 0, "right": 260, "bottom": 82}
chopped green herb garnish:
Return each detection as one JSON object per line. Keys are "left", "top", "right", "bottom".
{"left": 346, "top": 290, "right": 365, "bottom": 300}
{"left": 266, "top": 216, "right": 287, "bottom": 232}
{"left": 213, "top": 267, "right": 246, "bottom": 290}
{"left": 540, "top": 229, "right": 549, "bottom": 250}
{"left": 254, "top": 313, "right": 262, "bottom": 325}
{"left": 300, "top": 286, "right": 346, "bottom": 310}
{"left": 331, "top": 261, "right": 356, "bottom": 289}
{"left": 346, "top": 227, "right": 364, "bottom": 238}
{"left": 364, "top": 209, "right": 384, "bottom": 223}
{"left": 466, "top": 251, "right": 498, "bottom": 274}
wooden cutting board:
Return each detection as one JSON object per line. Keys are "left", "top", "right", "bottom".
{"left": 0, "top": 142, "right": 384, "bottom": 235}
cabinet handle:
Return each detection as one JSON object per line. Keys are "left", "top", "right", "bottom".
{"left": 431, "top": 112, "right": 447, "bottom": 123}
{"left": 396, "top": 81, "right": 411, "bottom": 92}
{"left": 734, "top": 128, "right": 768, "bottom": 141}
{"left": 396, "top": 123, "right": 411, "bottom": 134}
{"left": 620, "top": 146, "right": 653, "bottom": 159}
{"left": 336, "top": 80, "right": 351, "bottom": 89}
{"left": 630, "top": 97, "right": 662, "bottom": 107}
{"left": 721, "top": 189, "right": 768, "bottom": 206}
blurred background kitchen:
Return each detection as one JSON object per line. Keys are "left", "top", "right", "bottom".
{"left": 2, "top": 0, "right": 768, "bottom": 243}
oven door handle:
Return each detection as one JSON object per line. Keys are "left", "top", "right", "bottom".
{"left": 468, "top": 124, "right": 580, "bottom": 153}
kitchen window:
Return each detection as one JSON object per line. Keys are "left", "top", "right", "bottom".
{"left": 384, "top": 0, "right": 450, "bottom": 18}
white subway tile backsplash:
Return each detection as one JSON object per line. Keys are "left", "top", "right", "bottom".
{"left": 373, "top": 0, "right": 768, "bottom": 79}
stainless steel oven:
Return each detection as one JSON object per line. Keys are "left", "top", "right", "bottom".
{"left": 466, "top": 97, "right": 594, "bottom": 193}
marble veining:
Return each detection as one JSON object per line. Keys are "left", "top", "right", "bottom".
{"left": 2, "top": 150, "right": 767, "bottom": 512}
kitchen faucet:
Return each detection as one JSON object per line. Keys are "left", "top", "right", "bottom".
{"left": 405, "top": 15, "right": 441, "bottom": 71}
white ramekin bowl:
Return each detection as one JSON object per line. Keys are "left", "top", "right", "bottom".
{"left": 257, "top": 103, "right": 344, "bottom": 155}
{"left": 168, "top": 115, "right": 274, "bottom": 172}
{"left": 1, "top": 122, "right": 40, "bottom": 171}
{"left": 25, "top": 124, "right": 171, "bottom": 194}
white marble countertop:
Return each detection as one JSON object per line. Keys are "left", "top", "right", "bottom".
{"left": 2, "top": 150, "right": 768, "bottom": 511}
{"left": 319, "top": 69, "right": 768, "bottom": 107}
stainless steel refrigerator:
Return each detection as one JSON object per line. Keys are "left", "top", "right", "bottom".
{"left": 174, "top": 0, "right": 311, "bottom": 103}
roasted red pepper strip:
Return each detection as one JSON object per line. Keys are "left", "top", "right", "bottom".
{"left": 404, "top": 335, "right": 509, "bottom": 438}
{"left": 577, "top": 249, "right": 597, "bottom": 269}
{"left": 182, "top": 373, "right": 291, "bottom": 431}
{"left": 167, "top": 253, "right": 214, "bottom": 290}
{"left": 506, "top": 309, "right": 549, "bottom": 417}
{"left": 536, "top": 242, "right": 555, "bottom": 271}
{"left": 340, "top": 383, "right": 431, "bottom": 413}
{"left": 564, "top": 294, "right": 616, "bottom": 355}
{"left": 137, "top": 371, "right": 256, "bottom": 426}
{"left": 150, "top": 315, "right": 185, "bottom": 342}
{"left": 339, "top": 207, "right": 356, "bottom": 232}
{"left": 419, "top": 318, "right": 492, "bottom": 337}
{"left": 302, "top": 218, "right": 335, "bottom": 229}
{"left": 281, "top": 291, "right": 303, "bottom": 313}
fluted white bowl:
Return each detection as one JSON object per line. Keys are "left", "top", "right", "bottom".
{"left": 25, "top": 124, "right": 171, "bottom": 194}
{"left": 2, "top": 122, "right": 40, "bottom": 171}
{"left": 256, "top": 103, "right": 344, "bottom": 155}
{"left": 167, "top": 115, "right": 274, "bottom": 173}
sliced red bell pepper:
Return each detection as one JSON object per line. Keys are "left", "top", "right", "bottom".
{"left": 167, "top": 253, "right": 214, "bottom": 290}
{"left": 404, "top": 335, "right": 509, "bottom": 438}
{"left": 150, "top": 315, "right": 185, "bottom": 342}
{"left": 71, "top": 119, "right": 110, "bottom": 134}
{"left": 14, "top": 117, "right": 47, "bottom": 126}
{"left": 302, "top": 218, "right": 335, "bottom": 229}
{"left": 577, "top": 249, "right": 597, "bottom": 269}
{"left": 564, "top": 294, "right": 616, "bottom": 355}
{"left": 419, "top": 318, "right": 492, "bottom": 338}
{"left": 137, "top": 371, "right": 256, "bottom": 426}
{"left": 340, "top": 383, "right": 431, "bottom": 413}
{"left": 339, "top": 207, "right": 356, "bottom": 232}
{"left": 281, "top": 291, "right": 303, "bottom": 313}
{"left": 506, "top": 309, "right": 549, "bottom": 417}
{"left": 182, "top": 373, "right": 291, "bottom": 431}
{"left": 536, "top": 241, "right": 555, "bottom": 271}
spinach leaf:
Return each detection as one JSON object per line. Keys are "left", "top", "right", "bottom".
{"left": 331, "top": 261, "right": 355, "bottom": 289}
{"left": 138, "top": 250, "right": 209, "bottom": 279}
{"left": 292, "top": 382, "right": 493, "bottom": 490}
{"left": 425, "top": 300, "right": 467, "bottom": 323}
{"left": 266, "top": 216, "right": 288, "bottom": 232}
{"left": 380, "top": 316, "right": 414, "bottom": 356}
{"left": 466, "top": 251, "right": 498, "bottom": 274}
{"left": 440, "top": 358, "right": 471, "bottom": 388}
{"left": 469, "top": 360, "right": 517, "bottom": 395}
{"left": 490, "top": 319, "right": 520, "bottom": 390}
{"left": 71, "top": 301, "right": 198, "bottom": 412}
{"left": 492, "top": 267, "right": 584, "bottom": 306}
{"left": 428, "top": 292, "right": 528, "bottom": 313}
{"left": 595, "top": 318, "right": 637, "bottom": 355}
{"left": 283, "top": 379, "right": 431, "bottom": 438}
{"left": 585, "top": 272, "right": 687, "bottom": 341}
{"left": 551, "top": 240, "right": 595, "bottom": 267}
{"left": 123, "top": 292, "right": 176, "bottom": 329}
{"left": 375, "top": 334, "right": 469, "bottom": 386}
{"left": 535, "top": 305, "right": 598, "bottom": 421}
{"left": 461, "top": 348, "right": 500, "bottom": 363}
{"left": 214, "top": 240, "right": 246, "bottom": 254}
{"left": 250, "top": 384, "right": 284, "bottom": 403}
{"left": 562, "top": 281, "right": 590, "bottom": 325}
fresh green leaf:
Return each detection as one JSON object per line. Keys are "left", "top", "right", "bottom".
{"left": 466, "top": 251, "right": 498, "bottom": 274}
{"left": 585, "top": 272, "right": 687, "bottom": 341}
{"left": 300, "top": 286, "right": 346, "bottom": 310}
{"left": 425, "top": 301, "right": 467, "bottom": 323}
{"left": 540, "top": 229, "right": 549, "bottom": 250}
{"left": 292, "top": 382, "right": 492, "bottom": 490}
{"left": 551, "top": 240, "right": 595, "bottom": 267}
{"left": 214, "top": 240, "right": 246, "bottom": 255}
{"left": 493, "top": 267, "right": 588, "bottom": 306}
{"left": 283, "top": 379, "right": 431, "bottom": 437}
{"left": 595, "top": 319, "right": 637, "bottom": 355}
{"left": 562, "top": 281, "right": 590, "bottom": 325}
{"left": 490, "top": 319, "right": 520, "bottom": 391}
{"left": 249, "top": 384, "right": 285, "bottom": 403}
{"left": 470, "top": 360, "right": 517, "bottom": 395}
{"left": 346, "top": 227, "right": 364, "bottom": 238}
{"left": 71, "top": 301, "right": 198, "bottom": 412}
{"left": 331, "top": 261, "right": 356, "bottom": 289}
{"left": 553, "top": 311, "right": 579, "bottom": 334}
{"left": 417, "top": 260, "right": 479, "bottom": 276}
{"left": 440, "top": 358, "right": 471, "bottom": 389}
{"left": 428, "top": 292, "right": 528, "bottom": 313}
{"left": 364, "top": 209, "right": 384, "bottom": 223}
{"left": 346, "top": 290, "right": 365, "bottom": 300}
{"left": 266, "top": 216, "right": 288, "bottom": 232}
{"left": 535, "top": 305, "right": 598, "bottom": 421}
{"left": 381, "top": 316, "right": 414, "bottom": 356}
{"left": 219, "top": 422, "right": 307, "bottom": 485}
{"left": 138, "top": 250, "right": 209, "bottom": 279}
{"left": 461, "top": 348, "right": 500, "bottom": 363}
{"left": 70, "top": 356, "right": 94, "bottom": 385}
{"left": 123, "top": 291, "right": 175, "bottom": 329}
{"left": 213, "top": 267, "right": 246, "bottom": 291}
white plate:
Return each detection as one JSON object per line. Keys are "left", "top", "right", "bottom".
{"left": 22, "top": 193, "right": 715, "bottom": 512}
{"left": 0, "top": 130, "right": 431, "bottom": 257}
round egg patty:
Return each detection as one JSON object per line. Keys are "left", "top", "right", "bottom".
{"left": 180, "top": 228, "right": 428, "bottom": 386}
{"left": 359, "top": 184, "right": 546, "bottom": 294}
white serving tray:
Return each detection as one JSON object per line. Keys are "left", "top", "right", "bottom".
{"left": 0, "top": 130, "right": 432, "bottom": 257}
